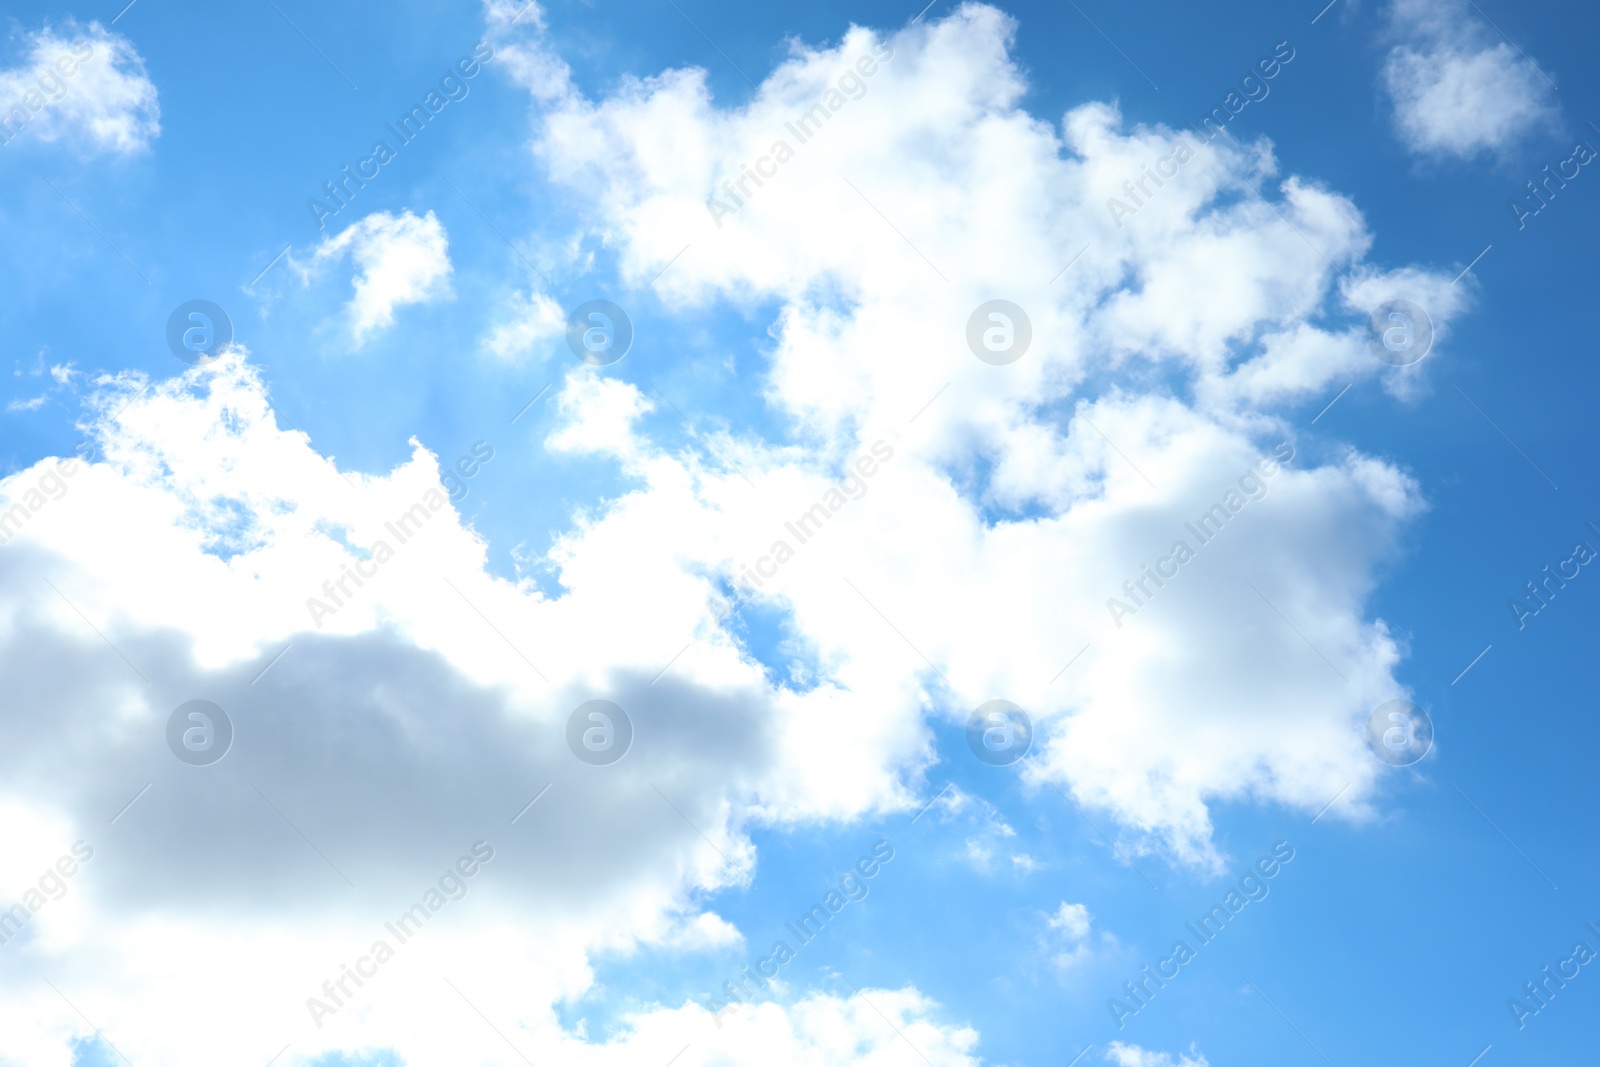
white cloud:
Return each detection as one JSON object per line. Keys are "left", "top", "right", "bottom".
{"left": 1047, "top": 901, "right": 1091, "bottom": 941}
{"left": 957, "top": 802, "right": 1020, "bottom": 873}
{"left": 545, "top": 374, "right": 655, "bottom": 463}
{"left": 0, "top": 22, "right": 160, "bottom": 153}
{"left": 5, "top": 362, "right": 81, "bottom": 415}
{"left": 657, "top": 910, "right": 744, "bottom": 951}
{"left": 0, "top": 2, "right": 1481, "bottom": 1061}
{"left": 1381, "top": 0, "right": 1557, "bottom": 159}
{"left": 483, "top": 287, "right": 566, "bottom": 361}
{"left": 898, "top": 784, "right": 1035, "bottom": 874}
{"left": 298, "top": 210, "right": 454, "bottom": 345}
{"left": 697, "top": 988, "right": 981, "bottom": 1066}
{"left": 501, "top": 2, "right": 1453, "bottom": 865}
{"left": 1042, "top": 901, "right": 1116, "bottom": 972}
{"left": 0, "top": 351, "right": 954, "bottom": 1063}
{"left": 485, "top": 0, "right": 570, "bottom": 102}
{"left": 1106, "top": 1041, "right": 1209, "bottom": 1067}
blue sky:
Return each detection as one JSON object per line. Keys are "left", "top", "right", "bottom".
{"left": 2, "top": 1, "right": 1599, "bottom": 1066}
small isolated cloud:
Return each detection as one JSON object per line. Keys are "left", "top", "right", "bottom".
{"left": 921, "top": 787, "right": 1035, "bottom": 875}
{"left": 483, "top": 287, "right": 566, "bottom": 360}
{"left": 1044, "top": 901, "right": 1113, "bottom": 971}
{"left": 1381, "top": 0, "right": 1557, "bottom": 159}
{"left": 299, "top": 210, "right": 454, "bottom": 345}
{"left": 1047, "top": 901, "right": 1091, "bottom": 941}
{"left": 0, "top": 22, "right": 160, "bottom": 153}
{"left": 544, "top": 373, "right": 655, "bottom": 463}
{"left": 655, "top": 910, "right": 744, "bottom": 951}
{"left": 7, "top": 361, "right": 81, "bottom": 413}
{"left": 1106, "top": 1041, "right": 1209, "bottom": 1067}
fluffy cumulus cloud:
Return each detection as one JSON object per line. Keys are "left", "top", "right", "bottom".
{"left": 0, "top": 1, "right": 1471, "bottom": 1062}
{"left": 649, "top": 991, "right": 982, "bottom": 1067}
{"left": 0, "top": 21, "right": 160, "bottom": 153}
{"left": 1106, "top": 1042, "right": 1209, "bottom": 1067}
{"left": 297, "top": 210, "right": 455, "bottom": 345}
{"left": 545, "top": 374, "right": 656, "bottom": 462}
{"left": 1048, "top": 901, "right": 1091, "bottom": 941}
{"left": 0, "top": 353, "right": 965, "bottom": 1064}
{"left": 501, "top": 0, "right": 1458, "bottom": 861}
{"left": 1381, "top": 0, "right": 1558, "bottom": 159}
{"left": 1043, "top": 900, "right": 1111, "bottom": 971}
{"left": 482, "top": 286, "right": 566, "bottom": 360}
